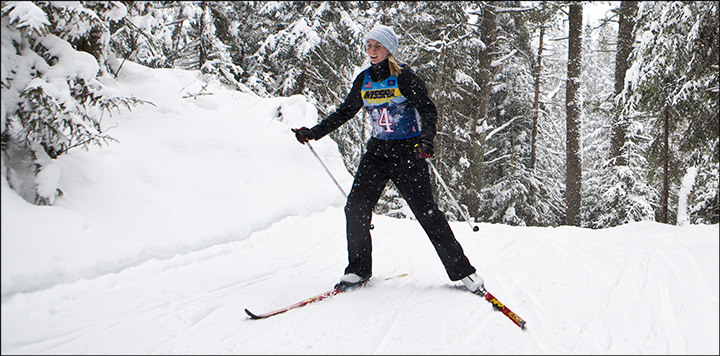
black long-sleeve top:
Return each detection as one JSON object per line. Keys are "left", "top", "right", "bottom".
{"left": 309, "top": 59, "right": 438, "bottom": 144}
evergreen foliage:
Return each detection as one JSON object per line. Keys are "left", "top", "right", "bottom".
{"left": 621, "top": 1, "right": 719, "bottom": 224}
{"left": 1, "top": 1, "right": 146, "bottom": 205}
{"left": 1, "top": 1, "right": 716, "bottom": 227}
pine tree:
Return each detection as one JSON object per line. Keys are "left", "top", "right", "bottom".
{"left": 622, "top": 1, "right": 719, "bottom": 224}
{"left": 586, "top": 0, "right": 657, "bottom": 228}
{"left": 107, "top": 2, "right": 168, "bottom": 70}
{"left": 196, "top": 2, "right": 244, "bottom": 89}
{"left": 610, "top": 1, "right": 638, "bottom": 166}
{"left": 581, "top": 19, "right": 625, "bottom": 227}
{"left": 1, "top": 2, "right": 146, "bottom": 205}
{"left": 565, "top": 3, "right": 583, "bottom": 226}
{"left": 523, "top": 1, "right": 572, "bottom": 226}
{"left": 475, "top": 1, "right": 563, "bottom": 226}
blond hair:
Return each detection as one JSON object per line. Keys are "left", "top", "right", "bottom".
{"left": 388, "top": 55, "right": 402, "bottom": 77}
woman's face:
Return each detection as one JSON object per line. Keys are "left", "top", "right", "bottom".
{"left": 366, "top": 39, "right": 389, "bottom": 64}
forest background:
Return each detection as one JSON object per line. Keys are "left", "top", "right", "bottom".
{"left": 2, "top": 1, "right": 718, "bottom": 229}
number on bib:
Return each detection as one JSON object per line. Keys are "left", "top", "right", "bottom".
{"left": 378, "top": 107, "right": 394, "bottom": 133}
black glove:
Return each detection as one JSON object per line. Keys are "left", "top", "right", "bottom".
{"left": 416, "top": 138, "right": 434, "bottom": 158}
{"left": 292, "top": 127, "right": 315, "bottom": 144}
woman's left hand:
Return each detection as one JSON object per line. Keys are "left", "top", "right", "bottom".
{"left": 416, "top": 139, "right": 434, "bottom": 158}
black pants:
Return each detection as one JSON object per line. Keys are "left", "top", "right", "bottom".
{"left": 343, "top": 138, "right": 476, "bottom": 281}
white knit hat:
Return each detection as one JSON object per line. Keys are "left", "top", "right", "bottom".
{"left": 366, "top": 24, "right": 399, "bottom": 56}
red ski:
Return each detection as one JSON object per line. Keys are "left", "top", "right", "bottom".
{"left": 475, "top": 286, "right": 527, "bottom": 329}
{"left": 245, "top": 274, "right": 407, "bottom": 319}
{"left": 245, "top": 288, "right": 347, "bottom": 319}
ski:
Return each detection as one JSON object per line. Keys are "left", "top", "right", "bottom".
{"left": 245, "top": 288, "right": 346, "bottom": 319}
{"left": 474, "top": 286, "right": 527, "bottom": 329}
{"left": 245, "top": 273, "right": 408, "bottom": 320}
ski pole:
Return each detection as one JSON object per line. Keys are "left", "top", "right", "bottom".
{"left": 303, "top": 140, "right": 374, "bottom": 230}
{"left": 305, "top": 141, "right": 348, "bottom": 198}
{"left": 426, "top": 158, "right": 479, "bottom": 232}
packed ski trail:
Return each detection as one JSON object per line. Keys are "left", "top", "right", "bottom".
{"left": 3, "top": 213, "right": 717, "bottom": 354}
{"left": 1, "top": 62, "right": 718, "bottom": 355}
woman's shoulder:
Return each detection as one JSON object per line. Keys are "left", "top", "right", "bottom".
{"left": 398, "top": 63, "right": 419, "bottom": 81}
{"left": 399, "top": 62, "right": 418, "bottom": 73}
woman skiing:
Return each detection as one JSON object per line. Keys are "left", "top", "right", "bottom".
{"left": 292, "top": 24, "right": 484, "bottom": 293}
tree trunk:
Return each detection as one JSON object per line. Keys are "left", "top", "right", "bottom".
{"left": 565, "top": 4, "right": 583, "bottom": 226}
{"left": 466, "top": 3, "right": 496, "bottom": 217}
{"left": 661, "top": 105, "right": 669, "bottom": 223}
{"left": 170, "top": 7, "right": 185, "bottom": 67}
{"left": 530, "top": 26, "right": 545, "bottom": 171}
{"left": 198, "top": 3, "right": 210, "bottom": 70}
{"left": 610, "top": 1, "right": 638, "bottom": 166}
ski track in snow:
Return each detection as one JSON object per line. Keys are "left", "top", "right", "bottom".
{"left": 3, "top": 175, "right": 718, "bottom": 355}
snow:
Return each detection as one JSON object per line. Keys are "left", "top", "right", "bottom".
{"left": 678, "top": 167, "right": 699, "bottom": 227}
{"left": 490, "top": 49, "right": 517, "bottom": 67}
{"left": 3, "top": 1, "right": 50, "bottom": 34}
{"left": 2, "top": 61, "right": 719, "bottom": 355}
{"left": 584, "top": 1, "right": 619, "bottom": 27}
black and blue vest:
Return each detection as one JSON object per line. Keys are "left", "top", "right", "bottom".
{"left": 361, "top": 69, "right": 421, "bottom": 140}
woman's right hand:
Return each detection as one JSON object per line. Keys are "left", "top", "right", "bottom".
{"left": 292, "top": 127, "right": 315, "bottom": 144}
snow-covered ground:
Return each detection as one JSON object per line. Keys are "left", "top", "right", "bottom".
{"left": 2, "top": 61, "right": 718, "bottom": 355}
